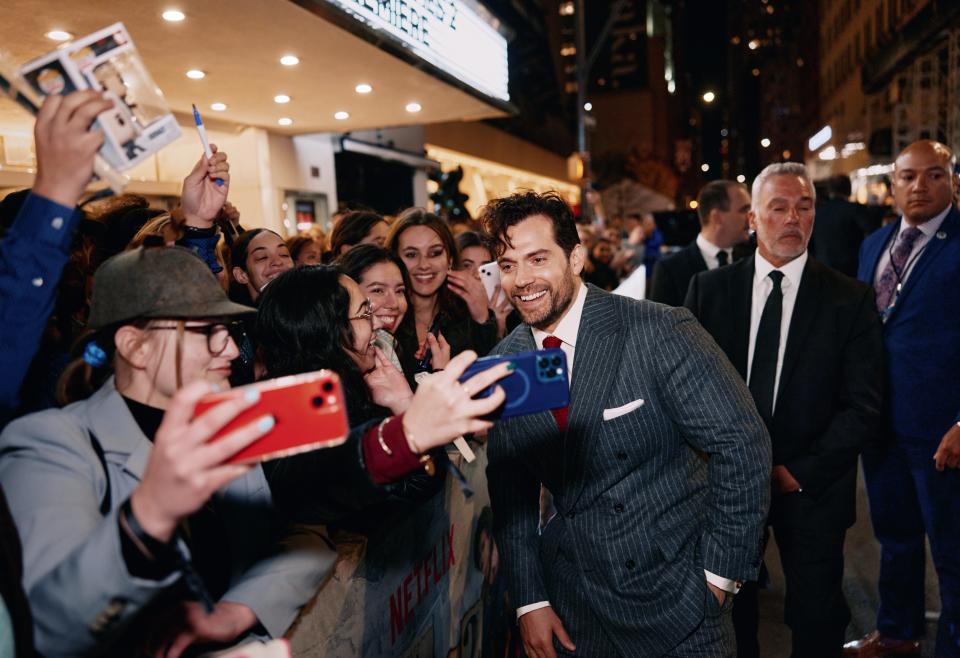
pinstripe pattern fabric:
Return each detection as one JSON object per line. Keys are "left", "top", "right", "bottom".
{"left": 486, "top": 285, "right": 771, "bottom": 657}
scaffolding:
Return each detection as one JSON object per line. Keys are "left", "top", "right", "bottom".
{"left": 890, "top": 27, "right": 960, "bottom": 154}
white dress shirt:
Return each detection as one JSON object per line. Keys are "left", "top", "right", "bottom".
{"left": 747, "top": 250, "right": 808, "bottom": 415}
{"left": 872, "top": 205, "right": 950, "bottom": 289}
{"left": 696, "top": 233, "right": 734, "bottom": 270}
{"left": 516, "top": 281, "right": 737, "bottom": 620}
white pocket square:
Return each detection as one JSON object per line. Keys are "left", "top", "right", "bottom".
{"left": 603, "top": 398, "right": 645, "bottom": 421}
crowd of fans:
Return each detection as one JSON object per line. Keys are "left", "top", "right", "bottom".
{"left": 0, "top": 91, "right": 513, "bottom": 657}
{"left": 0, "top": 84, "right": 957, "bottom": 658}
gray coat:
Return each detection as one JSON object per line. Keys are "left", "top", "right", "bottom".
{"left": 0, "top": 380, "right": 336, "bottom": 656}
{"left": 486, "top": 285, "right": 772, "bottom": 657}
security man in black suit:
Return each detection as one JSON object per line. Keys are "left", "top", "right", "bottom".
{"left": 649, "top": 180, "right": 751, "bottom": 306}
{"left": 685, "top": 163, "right": 883, "bottom": 658}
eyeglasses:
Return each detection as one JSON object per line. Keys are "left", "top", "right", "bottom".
{"left": 146, "top": 321, "right": 244, "bottom": 356}
{"left": 348, "top": 300, "right": 375, "bottom": 327}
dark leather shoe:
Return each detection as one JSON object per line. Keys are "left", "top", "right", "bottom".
{"left": 843, "top": 631, "right": 921, "bottom": 656}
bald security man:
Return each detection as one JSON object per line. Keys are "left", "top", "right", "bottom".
{"left": 844, "top": 140, "right": 960, "bottom": 658}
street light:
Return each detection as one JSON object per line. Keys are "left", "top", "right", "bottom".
{"left": 701, "top": 163, "right": 711, "bottom": 173}
{"left": 761, "top": 138, "right": 771, "bottom": 148}
{"left": 702, "top": 91, "right": 716, "bottom": 104}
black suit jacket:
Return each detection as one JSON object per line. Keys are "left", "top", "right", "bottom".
{"left": 684, "top": 255, "right": 883, "bottom": 530}
{"left": 648, "top": 241, "right": 707, "bottom": 306}
{"left": 809, "top": 198, "right": 876, "bottom": 277}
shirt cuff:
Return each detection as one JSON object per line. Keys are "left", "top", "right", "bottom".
{"left": 362, "top": 414, "right": 423, "bottom": 484}
{"left": 704, "top": 569, "right": 741, "bottom": 594}
{"left": 516, "top": 601, "right": 551, "bottom": 619}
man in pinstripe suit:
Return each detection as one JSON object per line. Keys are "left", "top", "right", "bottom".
{"left": 480, "top": 191, "right": 771, "bottom": 658}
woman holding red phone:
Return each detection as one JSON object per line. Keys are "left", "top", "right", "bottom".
{"left": 0, "top": 246, "right": 510, "bottom": 658}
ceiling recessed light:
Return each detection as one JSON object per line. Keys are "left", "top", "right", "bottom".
{"left": 280, "top": 55, "right": 300, "bottom": 66}
{"left": 274, "top": 94, "right": 291, "bottom": 104}
{"left": 186, "top": 69, "right": 206, "bottom": 80}
{"left": 355, "top": 83, "right": 373, "bottom": 94}
{"left": 278, "top": 117, "right": 293, "bottom": 126}
{"left": 210, "top": 102, "right": 227, "bottom": 111}
{"left": 45, "top": 30, "right": 73, "bottom": 41}
{"left": 162, "top": 9, "right": 186, "bottom": 22}
{"left": 334, "top": 111, "right": 350, "bottom": 120}
{"left": 405, "top": 102, "right": 422, "bottom": 113}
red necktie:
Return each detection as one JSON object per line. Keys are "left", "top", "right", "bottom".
{"left": 542, "top": 335, "right": 569, "bottom": 432}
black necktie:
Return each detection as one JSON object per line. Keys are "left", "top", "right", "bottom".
{"left": 717, "top": 250, "right": 729, "bottom": 267}
{"left": 750, "top": 270, "right": 784, "bottom": 423}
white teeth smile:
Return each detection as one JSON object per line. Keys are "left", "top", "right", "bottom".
{"left": 519, "top": 290, "right": 547, "bottom": 302}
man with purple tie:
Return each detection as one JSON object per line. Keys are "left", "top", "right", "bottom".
{"left": 845, "top": 140, "right": 960, "bottom": 658}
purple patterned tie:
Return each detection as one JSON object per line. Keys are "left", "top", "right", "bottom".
{"left": 875, "top": 227, "right": 923, "bottom": 312}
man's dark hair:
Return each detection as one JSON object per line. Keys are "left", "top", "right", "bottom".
{"left": 480, "top": 191, "right": 580, "bottom": 257}
{"left": 696, "top": 180, "right": 738, "bottom": 225}
{"left": 826, "top": 174, "right": 852, "bottom": 199}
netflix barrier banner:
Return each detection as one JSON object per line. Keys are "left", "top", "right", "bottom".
{"left": 288, "top": 445, "right": 520, "bottom": 658}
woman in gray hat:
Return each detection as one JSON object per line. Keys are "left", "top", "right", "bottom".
{"left": 0, "top": 245, "right": 509, "bottom": 657}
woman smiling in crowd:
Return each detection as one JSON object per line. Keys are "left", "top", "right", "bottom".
{"left": 387, "top": 209, "right": 498, "bottom": 386}
{"left": 229, "top": 229, "right": 294, "bottom": 305}
{"left": 336, "top": 244, "right": 449, "bottom": 373}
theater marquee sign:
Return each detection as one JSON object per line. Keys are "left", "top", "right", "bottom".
{"left": 318, "top": 0, "right": 509, "bottom": 102}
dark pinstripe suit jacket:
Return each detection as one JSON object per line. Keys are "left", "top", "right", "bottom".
{"left": 486, "top": 284, "right": 771, "bottom": 656}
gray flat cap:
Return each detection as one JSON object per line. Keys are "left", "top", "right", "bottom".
{"left": 87, "top": 246, "right": 254, "bottom": 329}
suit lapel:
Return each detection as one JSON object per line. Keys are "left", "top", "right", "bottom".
{"left": 861, "top": 221, "right": 895, "bottom": 284}
{"left": 887, "top": 209, "right": 959, "bottom": 319}
{"left": 775, "top": 258, "right": 822, "bottom": 410}
{"left": 565, "top": 287, "right": 623, "bottom": 506}
{"left": 686, "top": 242, "right": 707, "bottom": 273}
{"left": 729, "top": 257, "right": 755, "bottom": 378}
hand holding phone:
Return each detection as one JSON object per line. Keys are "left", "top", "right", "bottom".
{"left": 479, "top": 261, "right": 510, "bottom": 308}
{"left": 193, "top": 371, "right": 350, "bottom": 465}
{"left": 458, "top": 349, "right": 569, "bottom": 420}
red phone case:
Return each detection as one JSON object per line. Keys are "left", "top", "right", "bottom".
{"left": 193, "top": 371, "right": 350, "bottom": 465}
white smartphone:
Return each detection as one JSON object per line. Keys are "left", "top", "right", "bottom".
{"left": 478, "top": 261, "right": 510, "bottom": 308}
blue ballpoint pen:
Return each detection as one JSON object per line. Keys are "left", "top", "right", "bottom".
{"left": 191, "top": 103, "right": 224, "bottom": 186}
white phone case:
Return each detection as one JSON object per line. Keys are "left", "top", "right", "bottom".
{"left": 479, "top": 261, "right": 510, "bottom": 307}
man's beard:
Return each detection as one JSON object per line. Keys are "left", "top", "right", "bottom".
{"left": 516, "top": 270, "right": 576, "bottom": 331}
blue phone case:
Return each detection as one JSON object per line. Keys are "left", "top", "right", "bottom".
{"left": 458, "top": 348, "right": 570, "bottom": 420}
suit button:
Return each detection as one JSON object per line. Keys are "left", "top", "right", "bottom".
{"left": 616, "top": 452, "right": 627, "bottom": 460}
{"left": 625, "top": 559, "right": 636, "bottom": 570}
{"left": 613, "top": 503, "right": 624, "bottom": 513}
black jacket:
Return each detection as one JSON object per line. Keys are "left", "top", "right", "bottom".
{"left": 809, "top": 198, "right": 876, "bottom": 277}
{"left": 684, "top": 255, "right": 883, "bottom": 530}
{"left": 648, "top": 242, "right": 707, "bottom": 307}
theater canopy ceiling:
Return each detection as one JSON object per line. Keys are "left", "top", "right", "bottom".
{"left": 0, "top": 0, "right": 511, "bottom": 134}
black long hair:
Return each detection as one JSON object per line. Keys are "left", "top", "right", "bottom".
{"left": 335, "top": 244, "right": 413, "bottom": 305}
{"left": 255, "top": 265, "right": 382, "bottom": 424}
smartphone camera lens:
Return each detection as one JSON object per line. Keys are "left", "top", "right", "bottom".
{"left": 322, "top": 381, "right": 334, "bottom": 392}
{"left": 311, "top": 396, "right": 324, "bottom": 408}
{"left": 538, "top": 358, "right": 549, "bottom": 368}
{"left": 552, "top": 357, "right": 562, "bottom": 367}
